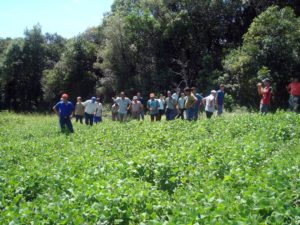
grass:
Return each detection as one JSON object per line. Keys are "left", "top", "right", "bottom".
{"left": 0, "top": 111, "right": 299, "bottom": 224}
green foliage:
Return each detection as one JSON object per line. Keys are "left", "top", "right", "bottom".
{"left": 2, "top": 1, "right": 300, "bottom": 111}
{"left": 42, "top": 37, "right": 99, "bottom": 102}
{"left": 224, "top": 94, "right": 235, "bottom": 112}
{"left": 0, "top": 112, "right": 299, "bottom": 224}
{"left": 223, "top": 6, "right": 300, "bottom": 108}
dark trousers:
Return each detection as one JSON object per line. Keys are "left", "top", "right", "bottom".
{"left": 150, "top": 114, "right": 158, "bottom": 122}
{"left": 186, "top": 107, "right": 195, "bottom": 121}
{"left": 166, "top": 109, "right": 176, "bottom": 121}
{"left": 59, "top": 116, "right": 74, "bottom": 133}
{"left": 157, "top": 109, "right": 164, "bottom": 121}
{"left": 205, "top": 111, "right": 213, "bottom": 119}
{"left": 85, "top": 113, "right": 94, "bottom": 126}
{"left": 75, "top": 115, "right": 83, "bottom": 124}
{"left": 176, "top": 109, "right": 185, "bottom": 120}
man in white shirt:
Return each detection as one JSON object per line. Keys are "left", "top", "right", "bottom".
{"left": 203, "top": 90, "right": 217, "bottom": 119}
{"left": 115, "top": 92, "right": 131, "bottom": 122}
{"left": 94, "top": 98, "right": 103, "bottom": 124}
{"left": 172, "top": 88, "right": 180, "bottom": 101}
{"left": 83, "top": 97, "right": 98, "bottom": 125}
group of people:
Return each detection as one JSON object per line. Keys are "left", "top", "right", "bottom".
{"left": 53, "top": 95, "right": 103, "bottom": 133}
{"left": 52, "top": 85, "right": 225, "bottom": 132}
{"left": 53, "top": 77, "right": 300, "bottom": 133}
{"left": 110, "top": 85, "right": 225, "bottom": 123}
{"left": 257, "top": 77, "right": 300, "bottom": 114}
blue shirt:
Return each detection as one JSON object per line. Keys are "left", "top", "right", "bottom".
{"left": 147, "top": 99, "right": 159, "bottom": 115}
{"left": 54, "top": 101, "right": 74, "bottom": 117}
{"left": 138, "top": 97, "right": 146, "bottom": 106}
{"left": 194, "top": 93, "right": 203, "bottom": 106}
{"left": 217, "top": 90, "right": 225, "bottom": 105}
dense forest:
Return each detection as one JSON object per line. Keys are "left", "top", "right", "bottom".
{"left": 1, "top": 0, "right": 300, "bottom": 111}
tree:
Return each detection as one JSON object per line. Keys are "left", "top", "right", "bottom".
{"left": 22, "top": 25, "right": 46, "bottom": 110}
{"left": 42, "top": 37, "right": 99, "bottom": 105}
{"left": 223, "top": 6, "right": 300, "bottom": 108}
{"left": 44, "top": 33, "right": 66, "bottom": 69}
{"left": 1, "top": 40, "right": 26, "bottom": 111}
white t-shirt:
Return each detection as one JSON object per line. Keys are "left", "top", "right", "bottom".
{"left": 178, "top": 97, "right": 186, "bottom": 109}
{"left": 172, "top": 93, "right": 179, "bottom": 101}
{"left": 95, "top": 103, "right": 103, "bottom": 117}
{"left": 157, "top": 99, "right": 165, "bottom": 110}
{"left": 204, "top": 95, "right": 216, "bottom": 112}
{"left": 83, "top": 100, "right": 98, "bottom": 114}
{"left": 115, "top": 97, "right": 131, "bottom": 114}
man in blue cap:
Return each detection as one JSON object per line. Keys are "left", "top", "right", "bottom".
{"left": 82, "top": 97, "right": 98, "bottom": 125}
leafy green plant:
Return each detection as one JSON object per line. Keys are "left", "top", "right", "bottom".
{"left": 0, "top": 111, "right": 299, "bottom": 224}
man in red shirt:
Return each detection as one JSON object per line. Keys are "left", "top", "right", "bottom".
{"left": 257, "top": 78, "right": 272, "bottom": 114}
{"left": 287, "top": 77, "right": 300, "bottom": 112}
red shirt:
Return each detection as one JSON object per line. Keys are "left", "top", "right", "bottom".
{"left": 288, "top": 82, "right": 300, "bottom": 96}
{"left": 261, "top": 86, "right": 272, "bottom": 105}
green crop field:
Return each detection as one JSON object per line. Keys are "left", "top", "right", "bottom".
{"left": 0, "top": 112, "right": 299, "bottom": 224}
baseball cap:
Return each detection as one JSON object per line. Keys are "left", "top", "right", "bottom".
{"left": 133, "top": 96, "right": 138, "bottom": 100}
{"left": 262, "top": 78, "right": 270, "bottom": 82}
{"left": 62, "top": 93, "right": 68, "bottom": 99}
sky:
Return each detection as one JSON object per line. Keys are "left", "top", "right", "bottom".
{"left": 0, "top": 0, "right": 114, "bottom": 38}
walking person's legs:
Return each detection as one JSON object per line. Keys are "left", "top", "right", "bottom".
{"left": 89, "top": 114, "right": 94, "bottom": 125}
{"left": 85, "top": 113, "right": 89, "bottom": 125}
{"left": 59, "top": 117, "right": 66, "bottom": 131}
{"left": 206, "top": 111, "right": 213, "bottom": 119}
{"left": 65, "top": 117, "right": 74, "bottom": 133}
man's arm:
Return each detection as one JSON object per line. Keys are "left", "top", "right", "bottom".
{"left": 216, "top": 93, "right": 219, "bottom": 106}
{"left": 257, "top": 83, "right": 263, "bottom": 96}
{"left": 140, "top": 103, "right": 144, "bottom": 111}
{"left": 53, "top": 104, "right": 59, "bottom": 116}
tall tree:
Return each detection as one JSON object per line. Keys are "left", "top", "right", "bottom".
{"left": 22, "top": 25, "right": 46, "bottom": 110}
{"left": 2, "top": 40, "right": 25, "bottom": 111}
{"left": 223, "top": 6, "right": 300, "bottom": 108}
{"left": 42, "top": 37, "right": 99, "bottom": 104}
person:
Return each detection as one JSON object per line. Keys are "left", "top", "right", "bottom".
{"left": 157, "top": 94, "right": 165, "bottom": 121}
{"left": 172, "top": 88, "right": 180, "bottom": 102}
{"left": 185, "top": 87, "right": 198, "bottom": 121}
{"left": 257, "top": 78, "right": 272, "bottom": 114}
{"left": 53, "top": 93, "right": 74, "bottom": 133}
{"left": 176, "top": 92, "right": 186, "bottom": 120}
{"left": 203, "top": 90, "right": 217, "bottom": 119}
{"left": 137, "top": 92, "right": 146, "bottom": 120}
{"left": 94, "top": 98, "right": 103, "bottom": 124}
{"left": 111, "top": 99, "right": 119, "bottom": 121}
{"left": 147, "top": 93, "right": 160, "bottom": 122}
{"left": 216, "top": 84, "right": 225, "bottom": 116}
{"left": 115, "top": 92, "right": 131, "bottom": 122}
{"left": 287, "top": 77, "right": 300, "bottom": 112}
{"left": 131, "top": 96, "right": 143, "bottom": 120}
{"left": 74, "top": 96, "right": 85, "bottom": 124}
{"left": 165, "top": 91, "right": 177, "bottom": 121}
{"left": 191, "top": 87, "right": 203, "bottom": 120}
{"left": 83, "top": 97, "right": 98, "bottom": 125}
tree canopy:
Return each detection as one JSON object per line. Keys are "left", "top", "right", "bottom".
{"left": 0, "top": 0, "right": 300, "bottom": 111}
